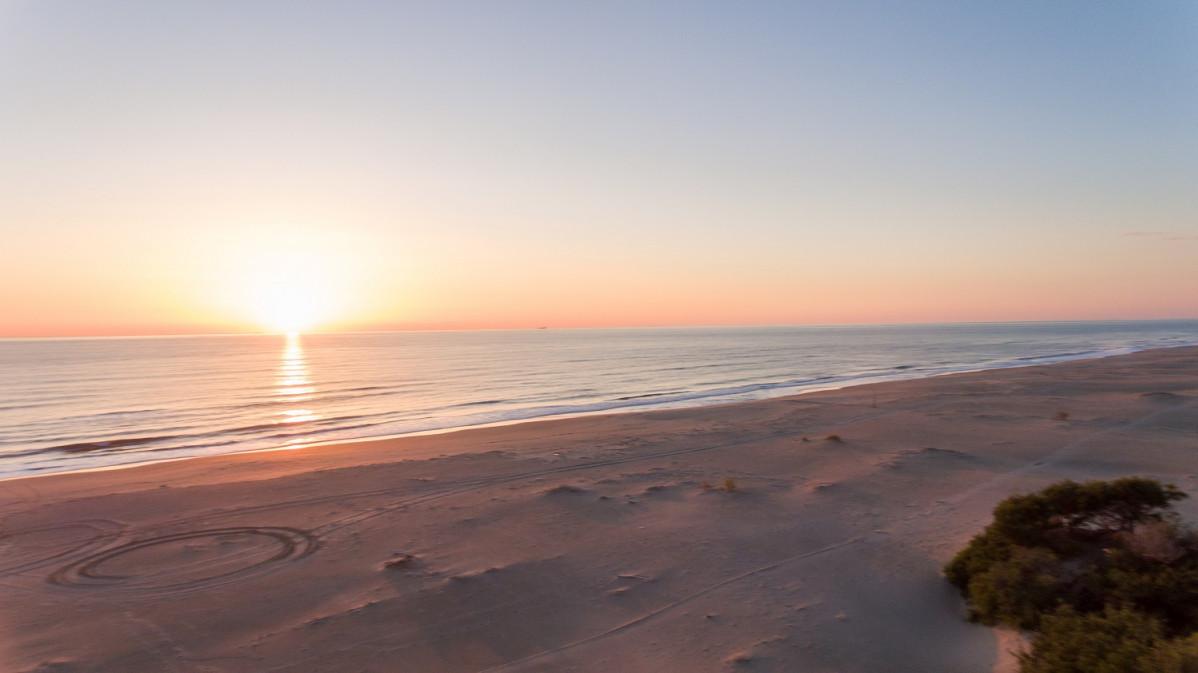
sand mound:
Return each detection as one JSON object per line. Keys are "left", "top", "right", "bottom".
{"left": 1141, "top": 391, "right": 1186, "bottom": 403}
{"left": 544, "top": 484, "right": 591, "bottom": 496}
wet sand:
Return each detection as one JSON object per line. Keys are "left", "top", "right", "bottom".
{"left": 2, "top": 345, "right": 1196, "bottom": 672}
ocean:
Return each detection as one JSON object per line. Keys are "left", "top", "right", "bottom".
{"left": 2, "top": 320, "right": 1196, "bottom": 480}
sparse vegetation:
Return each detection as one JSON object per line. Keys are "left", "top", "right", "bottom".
{"left": 383, "top": 553, "right": 417, "bottom": 569}
{"left": 945, "top": 478, "right": 1198, "bottom": 672}
{"left": 701, "top": 478, "right": 738, "bottom": 493}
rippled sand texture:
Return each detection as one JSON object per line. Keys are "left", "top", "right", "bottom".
{"left": 2, "top": 346, "right": 1196, "bottom": 672}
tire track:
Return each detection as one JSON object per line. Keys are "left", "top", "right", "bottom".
{"left": 32, "top": 403, "right": 913, "bottom": 597}
{"left": 0, "top": 518, "right": 127, "bottom": 577}
{"left": 474, "top": 535, "right": 867, "bottom": 672}
{"left": 49, "top": 526, "right": 316, "bottom": 596}
{"left": 942, "top": 397, "right": 1198, "bottom": 507}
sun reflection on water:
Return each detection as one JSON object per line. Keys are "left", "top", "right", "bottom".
{"left": 274, "top": 334, "right": 321, "bottom": 426}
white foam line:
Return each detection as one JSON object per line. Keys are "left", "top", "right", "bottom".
{"left": 5, "top": 341, "right": 1197, "bottom": 482}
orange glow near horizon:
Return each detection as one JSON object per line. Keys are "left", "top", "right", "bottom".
{"left": 0, "top": 215, "right": 1195, "bottom": 338}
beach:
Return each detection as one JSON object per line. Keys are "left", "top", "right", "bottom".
{"left": 2, "top": 345, "right": 1196, "bottom": 672}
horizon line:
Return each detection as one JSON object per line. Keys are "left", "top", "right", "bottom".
{"left": 4, "top": 316, "right": 1198, "bottom": 340}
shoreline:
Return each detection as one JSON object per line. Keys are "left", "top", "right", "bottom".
{"left": 3, "top": 345, "right": 1197, "bottom": 672}
{"left": 5, "top": 341, "right": 1194, "bottom": 483}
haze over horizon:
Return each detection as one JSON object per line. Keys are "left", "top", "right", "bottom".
{"left": 2, "top": 1, "right": 1196, "bottom": 338}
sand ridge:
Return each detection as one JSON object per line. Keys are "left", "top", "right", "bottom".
{"left": 2, "top": 346, "right": 1196, "bottom": 672}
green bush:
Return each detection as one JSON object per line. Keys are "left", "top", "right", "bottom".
{"left": 1020, "top": 606, "right": 1198, "bottom": 673}
{"left": 988, "top": 478, "right": 1186, "bottom": 548}
{"left": 1020, "top": 605, "right": 1168, "bottom": 673}
{"left": 947, "top": 477, "right": 1193, "bottom": 628}
{"left": 966, "top": 547, "right": 1064, "bottom": 630}
{"left": 944, "top": 527, "right": 1014, "bottom": 591}
{"left": 1103, "top": 551, "right": 1198, "bottom": 635}
{"left": 1159, "top": 633, "right": 1198, "bottom": 673}
{"left": 945, "top": 478, "right": 1198, "bottom": 671}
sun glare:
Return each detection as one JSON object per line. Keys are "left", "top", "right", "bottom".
{"left": 251, "top": 276, "right": 323, "bottom": 334}
{"left": 246, "top": 253, "right": 337, "bottom": 334}
{"left": 212, "top": 226, "right": 345, "bottom": 333}
{"left": 204, "top": 221, "right": 388, "bottom": 334}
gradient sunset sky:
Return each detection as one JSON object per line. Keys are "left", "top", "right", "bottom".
{"left": 2, "top": 1, "right": 1196, "bottom": 337}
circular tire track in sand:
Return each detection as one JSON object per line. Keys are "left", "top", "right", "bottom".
{"left": 49, "top": 526, "right": 317, "bottom": 594}
{"left": 0, "top": 519, "right": 126, "bottom": 577}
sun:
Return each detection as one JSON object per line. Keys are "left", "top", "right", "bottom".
{"left": 204, "top": 221, "right": 385, "bottom": 334}
{"left": 251, "top": 277, "right": 322, "bottom": 334}
{"left": 245, "top": 251, "right": 337, "bottom": 334}
{"left": 222, "top": 231, "right": 342, "bottom": 334}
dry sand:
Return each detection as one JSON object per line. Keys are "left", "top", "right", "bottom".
{"left": 2, "top": 346, "right": 1197, "bottom": 673}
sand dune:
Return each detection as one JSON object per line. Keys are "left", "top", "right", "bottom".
{"left": 2, "top": 346, "right": 1196, "bottom": 672}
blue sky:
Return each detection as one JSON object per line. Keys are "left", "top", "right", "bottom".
{"left": 1, "top": 1, "right": 1196, "bottom": 335}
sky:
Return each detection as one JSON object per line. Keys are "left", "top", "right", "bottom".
{"left": 1, "top": 1, "right": 1196, "bottom": 337}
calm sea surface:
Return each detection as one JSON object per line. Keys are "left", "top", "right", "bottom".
{"left": 2, "top": 321, "right": 1196, "bottom": 480}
